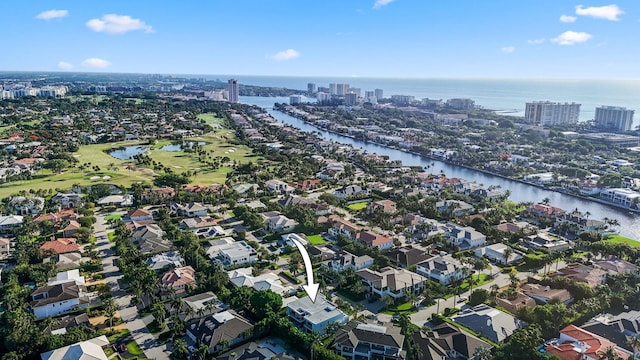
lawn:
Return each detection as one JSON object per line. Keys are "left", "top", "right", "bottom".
{"left": 347, "top": 201, "right": 369, "bottom": 211}
{"left": 126, "top": 341, "right": 144, "bottom": 356}
{"left": 107, "top": 329, "right": 130, "bottom": 342}
{"left": 383, "top": 301, "right": 417, "bottom": 315}
{"left": 197, "top": 113, "right": 224, "bottom": 125}
{"left": 105, "top": 214, "right": 122, "bottom": 221}
{"left": 307, "top": 234, "right": 327, "bottom": 245}
{"left": 604, "top": 235, "right": 640, "bottom": 248}
{"left": 458, "top": 273, "right": 493, "bottom": 292}
{"left": 0, "top": 126, "right": 259, "bottom": 198}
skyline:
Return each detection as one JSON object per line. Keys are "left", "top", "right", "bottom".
{"left": 2, "top": 1, "right": 640, "bottom": 79}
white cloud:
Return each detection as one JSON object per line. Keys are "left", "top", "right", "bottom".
{"left": 81, "top": 58, "right": 111, "bottom": 68}
{"left": 527, "top": 38, "right": 545, "bottom": 45}
{"left": 501, "top": 46, "right": 516, "bottom": 53}
{"left": 575, "top": 4, "right": 623, "bottom": 21}
{"left": 552, "top": 31, "right": 592, "bottom": 45}
{"left": 373, "top": 0, "right": 394, "bottom": 9}
{"left": 86, "top": 14, "right": 153, "bottom": 34}
{"left": 35, "top": 9, "right": 68, "bottom": 20}
{"left": 57, "top": 61, "right": 73, "bottom": 70}
{"left": 270, "top": 49, "right": 300, "bottom": 61}
{"left": 560, "top": 14, "right": 577, "bottom": 23}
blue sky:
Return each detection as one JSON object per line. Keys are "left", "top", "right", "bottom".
{"left": 2, "top": 0, "right": 640, "bottom": 78}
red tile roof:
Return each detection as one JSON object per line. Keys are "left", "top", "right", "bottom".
{"left": 545, "top": 325, "right": 631, "bottom": 360}
{"left": 40, "top": 238, "right": 80, "bottom": 254}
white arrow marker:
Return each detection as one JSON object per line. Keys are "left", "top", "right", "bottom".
{"left": 290, "top": 237, "right": 320, "bottom": 303}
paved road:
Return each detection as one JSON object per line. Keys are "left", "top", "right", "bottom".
{"left": 95, "top": 213, "right": 171, "bottom": 360}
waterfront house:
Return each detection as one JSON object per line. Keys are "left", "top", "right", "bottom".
{"left": 555, "top": 263, "right": 607, "bottom": 287}
{"left": 334, "top": 321, "right": 405, "bottom": 360}
{"left": 357, "top": 267, "right": 427, "bottom": 299}
{"left": 286, "top": 294, "right": 349, "bottom": 334}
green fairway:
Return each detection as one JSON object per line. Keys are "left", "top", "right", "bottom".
{"left": 604, "top": 234, "right": 640, "bottom": 248}
{"left": 347, "top": 201, "right": 369, "bottom": 211}
{"left": 307, "top": 234, "right": 327, "bottom": 245}
{"left": 0, "top": 127, "right": 260, "bottom": 198}
{"left": 197, "top": 113, "right": 224, "bottom": 125}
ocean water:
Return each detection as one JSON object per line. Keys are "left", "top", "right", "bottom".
{"left": 201, "top": 75, "right": 640, "bottom": 125}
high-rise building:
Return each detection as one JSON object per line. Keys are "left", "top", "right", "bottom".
{"left": 595, "top": 106, "right": 635, "bottom": 132}
{"left": 365, "top": 91, "right": 375, "bottom": 99}
{"left": 374, "top": 88, "right": 384, "bottom": 100}
{"left": 227, "top": 79, "right": 239, "bottom": 103}
{"left": 344, "top": 93, "right": 358, "bottom": 106}
{"left": 317, "top": 86, "right": 330, "bottom": 94}
{"left": 337, "top": 83, "right": 350, "bottom": 96}
{"left": 446, "top": 98, "right": 475, "bottom": 111}
{"left": 290, "top": 95, "right": 303, "bottom": 105}
{"left": 329, "top": 83, "right": 337, "bottom": 95}
{"left": 307, "top": 83, "right": 317, "bottom": 94}
{"left": 348, "top": 87, "right": 361, "bottom": 97}
{"left": 316, "top": 92, "right": 330, "bottom": 103}
{"left": 525, "top": 101, "right": 581, "bottom": 126}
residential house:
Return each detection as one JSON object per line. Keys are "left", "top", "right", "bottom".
{"left": 333, "top": 185, "right": 368, "bottom": 199}
{"left": 328, "top": 251, "right": 374, "bottom": 272}
{"left": 131, "top": 224, "right": 171, "bottom": 254}
{"left": 525, "top": 233, "right": 571, "bottom": 252}
{"left": 386, "top": 247, "right": 431, "bottom": 268}
{"left": 286, "top": 294, "right": 349, "bottom": 334}
{"left": 309, "top": 244, "right": 337, "bottom": 262}
{"left": 357, "top": 267, "right": 427, "bottom": 299}
{"left": 367, "top": 199, "right": 397, "bottom": 214}
{"left": 495, "top": 221, "right": 536, "bottom": 234}
{"left": 44, "top": 252, "right": 84, "bottom": 271}
{"left": 47, "top": 269, "right": 85, "bottom": 286}
{"left": 34, "top": 209, "right": 78, "bottom": 224}
{"left": 178, "top": 216, "right": 220, "bottom": 230}
{"left": 126, "top": 208, "right": 153, "bottom": 222}
{"left": 280, "top": 195, "right": 329, "bottom": 215}
{"left": 593, "top": 256, "right": 638, "bottom": 275}
{"left": 265, "top": 214, "right": 298, "bottom": 233}
{"left": 141, "top": 186, "right": 177, "bottom": 203}
{"left": 31, "top": 281, "right": 90, "bottom": 319}
{"left": 325, "top": 215, "right": 361, "bottom": 240}
{"left": 172, "top": 202, "right": 208, "bottom": 217}
{"left": 555, "top": 263, "right": 607, "bottom": 287}
{"left": 51, "top": 193, "right": 84, "bottom": 209}
{"left": 264, "top": 179, "right": 294, "bottom": 194}
{"left": 495, "top": 292, "right": 536, "bottom": 314}
{"left": 410, "top": 323, "right": 493, "bottom": 360}
{"left": 40, "top": 335, "right": 110, "bottom": 360}
{"left": 0, "top": 215, "right": 24, "bottom": 233}
{"left": 207, "top": 239, "right": 258, "bottom": 266}
{"left": 416, "top": 255, "right": 468, "bottom": 285}
{"left": 544, "top": 325, "right": 632, "bottom": 360}
{"left": 293, "top": 179, "right": 321, "bottom": 191}
{"left": 436, "top": 200, "right": 474, "bottom": 216}
{"left": 581, "top": 311, "right": 640, "bottom": 354}
{"left": 161, "top": 266, "right": 196, "bottom": 298}
{"left": 521, "top": 283, "right": 574, "bottom": 305}
{"left": 216, "top": 342, "right": 295, "bottom": 360}
{"left": 0, "top": 237, "right": 11, "bottom": 259}
{"left": 40, "top": 238, "right": 80, "bottom": 255}
{"left": 444, "top": 223, "right": 487, "bottom": 250}
{"left": 96, "top": 195, "right": 133, "bottom": 206}
{"left": 474, "top": 243, "right": 524, "bottom": 265}
{"left": 146, "top": 251, "right": 185, "bottom": 271}
{"left": 186, "top": 310, "right": 254, "bottom": 354}
{"left": 9, "top": 196, "right": 45, "bottom": 215}
{"left": 179, "top": 292, "right": 224, "bottom": 321}
{"left": 524, "top": 204, "right": 565, "bottom": 220}
{"left": 556, "top": 213, "right": 606, "bottom": 233}
{"left": 356, "top": 231, "right": 394, "bottom": 250}
{"left": 228, "top": 267, "right": 295, "bottom": 296}
{"left": 451, "top": 305, "right": 526, "bottom": 343}
{"left": 334, "top": 321, "right": 405, "bottom": 360}
{"left": 62, "top": 220, "right": 81, "bottom": 238}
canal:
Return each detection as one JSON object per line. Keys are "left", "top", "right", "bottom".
{"left": 241, "top": 96, "right": 640, "bottom": 240}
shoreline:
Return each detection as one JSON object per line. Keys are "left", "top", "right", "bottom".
{"left": 272, "top": 106, "right": 640, "bottom": 215}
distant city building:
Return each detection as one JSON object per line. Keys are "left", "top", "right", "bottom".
{"left": 317, "top": 86, "right": 329, "bottom": 93}
{"left": 422, "top": 98, "right": 443, "bottom": 108}
{"left": 374, "top": 88, "right": 384, "bottom": 100}
{"left": 348, "top": 87, "right": 361, "bottom": 97}
{"left": 344, "top": 93, "right": 358, "bottom": 106}
{"left": 595, "top": 106, "right": 634, "bottom": 132}
{"left": 365, "top": 90, "right": 375, "bottom": 99}
{"left": 447, "top": 98, "right": 475, "bottom": 111}
{"left": 390, "top": 95, "right": 415, "bottom": 104}
{"left": 290, "top": 95, "right": 303, "bottom": 105}
{"left": 307, "top": 83, "right": 316, "bottom": 93}
{"left": 227, "top": 79, "right": 239, "bottom": 103}
{"left": 329, "top": 83, "right": 337, "bottom": 95}
{"left": 525, "top": 101, "right": 581, "bottom": 126}
{"left": 337, "top": 83, "right": 350, "bottom": 96}
{"left": 1, "top": 85, "right": 67, "bottom": 99}
{"left": 316, "top": 92, "right": 330, "bottom": 103}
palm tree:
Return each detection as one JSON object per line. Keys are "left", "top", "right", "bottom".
{"left": 195, "top": 344, "right": 209, "bottom": 360}
{"left": 382, "top": 295, "right": 395, "bottom": 309}
{"left": 597, "top": 346, "right": 622, "bottom": 360}
{"left": 105, "top": 298, "right": 117, "bottom": 330}
{"left": 502, "top": 247, "right": 513, "bottom": 266}
{"left": 626, "top": 334, "right": 640, "bottom": 359}
{"left": 473, "top": 345, "right": 492, "bottom": 360}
